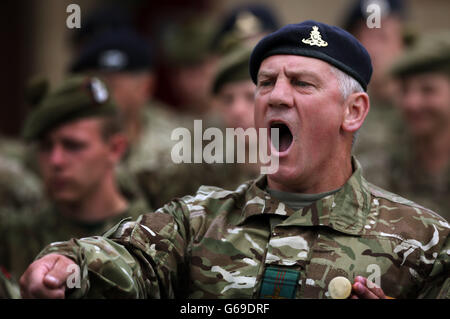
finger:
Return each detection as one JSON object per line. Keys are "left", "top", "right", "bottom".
{"left": 29, "top": 284, "right": 65, "bottom": 299}
{"left": 353, "top": 276, "right": 366, "bottom": 285}
{"left": 21, "top": 272, "right": 65, "bottom": 299}
{"left": 350, "top": 294, "right": 359, "bottom": 299}
{"left": 43, "top": 255, "right": 75, "bottom": 289}
{"left": 352, "top": 282, "right": 379, "bottom": 299}
{"left": 20, "top": 258, "right": 55, "bottom": 298}
{"left": 365, "top": 280, "right": 386, "bottom": 299}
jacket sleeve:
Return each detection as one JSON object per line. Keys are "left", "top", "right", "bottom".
{"left": 36, "top": 199, "right": 192, "bottom": 299}
{"left": 417, "top": 235, "right": 450, "bottom": 299}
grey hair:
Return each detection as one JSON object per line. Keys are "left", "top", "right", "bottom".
{"left": 329, "top": 65, "right": 364, "bottom": 100}
{"left": 329, "top": 65, "right": 365, "bottom": 147}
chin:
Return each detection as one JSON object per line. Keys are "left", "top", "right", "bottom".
{"left": 50, "top": 191, "right": 80, "bottom": 204}
{"left": 267, "top": 164, "right": 304, "bottom": 189}
{"left": 408, "top": 123, "right": 434, "bottom": 138}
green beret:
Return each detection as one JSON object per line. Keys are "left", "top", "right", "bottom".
{"left": 391, "top": 30, "right": 450, "bottom": 77}
{"left": 161, "top": 17, "right": 217, "bottom": 66}
{"left": 22, "top": 75, "right": 118, "bottom": 141}
{"left": 212, "top": 46, "right": 253, "bottom": 95}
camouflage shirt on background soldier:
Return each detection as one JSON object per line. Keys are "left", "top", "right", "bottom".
{"left": 0, "top": 194, "right": 147, "bottom": 283}
{"left": 0, "top": 137, "right": 44, "bottom": 214}
{"left": 388, "top": 130, "right": 450, "bottom": 222}
{"left": 0, "top": 267, "right": 20, "bottom": 299}
{"left": 352, "top": 98, "right": 402, "bottom": 189}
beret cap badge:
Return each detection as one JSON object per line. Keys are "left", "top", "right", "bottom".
{"left": 90, "top": 77, "right": 109, "bottom": 104}
{"left": 301, "top": 26, "right": 328, "bottom": 47}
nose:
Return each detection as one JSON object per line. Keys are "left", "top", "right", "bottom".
{"left": 401, "top": 88, "right": 422, "bottom": 113}
{"left": 230, "top": 98, "right": 254, "bottom": 128}
{"left": 48, "top": 145, "right": 66, "bottom": 167}
{"left": 268, "top": 77, "right": 294, "bottom": 108}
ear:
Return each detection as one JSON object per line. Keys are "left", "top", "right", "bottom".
{"left": 341, "top": 92, "right": 370, "bottom": 133}
{"left": 107, "top": 134, "right": 129, "bottom": 164}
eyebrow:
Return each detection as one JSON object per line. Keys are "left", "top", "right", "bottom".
{"left": 257, "top": 68, "right": 323, "bottom": 83}
{"left": 257, "top": 70, "right": 277, "bottom": 80}
{"left": 284, "top": 69, "right": 322, "bottom": 82}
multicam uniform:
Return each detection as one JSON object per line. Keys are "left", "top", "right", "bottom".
{"left": 388, "top": 132, "right": 450, "bottom": 222}
{"left": 0, "top": 197, "right": 149, "bottom": 284}
{"left": 0, "top": 268, "right": 20, "bottom": 299}
{"left": 0, "top": 137, "right": 43, "bottom": 214}
{"left": 352, "top": 98, "right": 402, "bottom": 190}
{"left": 37, "top": 158, "right": 449, "bottom": 299}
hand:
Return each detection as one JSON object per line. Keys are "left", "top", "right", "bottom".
{"left": 350, "top": 276, "right": 390, "bottom": 299}
{"left": 19, "top": 253, "right": 77, "bottom": 299}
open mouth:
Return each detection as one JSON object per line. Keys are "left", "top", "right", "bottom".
{"left": 270, "top": 121, "right": 293, "bottom": 153}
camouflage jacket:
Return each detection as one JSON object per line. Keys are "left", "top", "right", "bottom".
{"left": 0, "top": 267, "right": 20, "bottom": 299}
{"left": 353, "top": 99, "right": 402, "bottom": 190}
{"left": 38, "top": 159, "right": 449, "bottom": 299}
{"left": 0, "top": 197, "right": 149, "bottom": 282}
{"left": 388, "top": 133, "right": 450, "bottom": 222}
{"left": 0, "top": 138, "right": 44, "bottom": 213}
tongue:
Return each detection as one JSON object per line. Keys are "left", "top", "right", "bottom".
{"left": 271, "top": 123, "right": 293, "bottom": 152}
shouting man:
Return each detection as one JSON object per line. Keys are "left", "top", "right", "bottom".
{"left": 20, "top": 21, "right": 448, "bottom": 299}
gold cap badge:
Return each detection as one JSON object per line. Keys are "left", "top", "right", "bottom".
{"left": 302, "top": 26, "right": 328, "bottom": 47}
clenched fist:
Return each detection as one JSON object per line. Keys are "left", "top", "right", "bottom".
{"left": 19, "top": 254, "right": 77, "bottom": 299}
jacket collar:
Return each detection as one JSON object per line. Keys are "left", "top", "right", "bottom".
{"left": 237, "top": 157, "right": 371, "bottom": 235}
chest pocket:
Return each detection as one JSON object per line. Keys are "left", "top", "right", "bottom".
{"left": 302, "top": 231, "right": 416, "bottom": 298}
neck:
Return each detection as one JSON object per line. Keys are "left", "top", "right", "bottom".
{"left": 123, "top": 108, "right": 142, "bottom": 144}
{"left": 268, "top": 153, "right": 353, "bottom": 194}
{"left": 57, "top": 175, "right": 128, "bottom": 223}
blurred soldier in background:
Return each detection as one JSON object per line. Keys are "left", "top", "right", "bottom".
{"left": 211, "top": 45, "right": 259, "bottom": 181}
{"left": 69, "top": 27, "right": 184, "bottom": 195}
{"left": 157, "top": 14, "right": 219, "bottom": 117}
{"left": 69, "top": 25, "right": 254, "bottom": 209}
{"left": 211, "top": 3, "right": 280, "bottom": 55}
{"left": 70, "top": 27, "right": 156, "bottom": 147}
{"left": 342, "top": 0, "right": 409, "bottom": 188}
{"left": 212, "top": 46, "right": 255, "bottom": 131}
{"left": 0, "top": 75, "right": 149, "bottom": 285}
{"left": 70, "top": 3, "right": 133, "bottom": 55}
{"left": 389, "top": 31, "right": 450, "bottom": 221}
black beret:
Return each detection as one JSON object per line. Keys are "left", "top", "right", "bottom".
{"left": 71, "top": 4, "right": 132, "bottom": 46}
{"left": 342, "top": 0, "right": 406, "bottom": 32}
{"left": 249, "top": 20, "right": 373, "bottom": 91}
{"left": 70, "top": 28, "right": 152, "bottom": 73}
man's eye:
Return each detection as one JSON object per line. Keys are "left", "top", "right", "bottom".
{"left": 63, "top": 140, "right": 85, "bottom": 152}
{"left": 258, "top": 80, "right": 273, "bottom": 87}
{"left": 219, "top": 94, "right": 234, "bottom": 106}
{"left": 293, "top": 79, "right": 311, "bottom": 87}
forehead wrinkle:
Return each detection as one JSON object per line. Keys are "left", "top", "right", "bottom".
{"left": 258, "top": 56, "right": 333, "bottom": 79}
